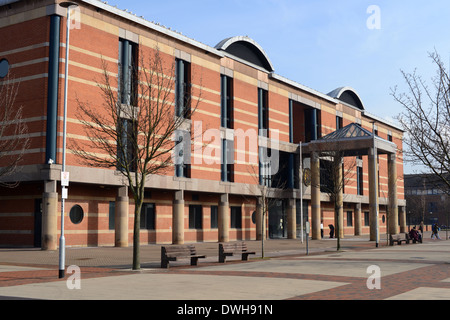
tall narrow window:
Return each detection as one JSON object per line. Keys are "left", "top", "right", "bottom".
{"left": 336, "top": 115, "right": 343, "bottom": 130}
{"left": 189, "top": 205, "right": 202, "bottom": 229}
{"left": 175, "top": 58, "right": 191, "bottom": 118}
{"left": 118, "top": 38, "right": 138, "bottom": 106}
{"left": 221, "top": 75, "right": 233, "bottom": 129}
{"left": 140, "top": 203, "right": 155, "bottom": 230}
{"left": 364, "top": 211, "right": 370, "bottom": 226}
{"left": 117, "top": 118, "right": 137, "bottom": 172}
{"left": 259, "top": 147, "right": 272, "bottom": 187}
{"left": 347, "top": 211, "right": 353, "bottom": 227}
{"left": 357, "top": 165, "right": 364, "bottom": 195}
{"left": 258, "top": 88, "right": 269, "bottom": 136}
{"left": 221, "top": 139, "right": 234, "bottom": 182}
{"left": 210, "top": 205, "right": 218, "bottom": 229}
{"left": 174, "top": 129, "right": 191, "bottom": 178}
{"left": 109, "top": 201, "right": 115, "bottom": 230}
{"left": 230, "top": 206, "right": 242, "bottom": 229}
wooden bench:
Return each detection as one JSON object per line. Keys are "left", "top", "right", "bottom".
{"left": 218, "top": 242, "right": 256, "bottom": 263}
{"left": 161, "top": 245, "right": 206, "bottom": 268}
{"left": 389, "top": 233, "right": 408, "bottom": 246}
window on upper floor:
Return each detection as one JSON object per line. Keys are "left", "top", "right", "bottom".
{"left": 175, "top": 58, "right": 191, "bottom": 119}
{"left": 221, "top": 75, "right": 234, "bottom": 129}
{"left": 258, "top": 88, "right": 269, "bottom": 137}
{"left": 118, "top": 38, "right": 138, "bottom": 106}
{"left": 336, "top": 115, "right": 343, "bottom": 130}
{"left": 221, "top": 139, "right": 234, "bottom": 182}
{"left": 117, "top": 118, "right": 137, "bottom": 172}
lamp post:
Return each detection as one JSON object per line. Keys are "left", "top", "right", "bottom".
{"left": 372, "top": 122, "right": 379, "bottom": 248}
{"left": 58, "top": 1, "right": 78, "bottom": 279}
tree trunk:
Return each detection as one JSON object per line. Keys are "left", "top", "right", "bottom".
{"left": 133, "top": 200, "right": 143, "bottom": 270}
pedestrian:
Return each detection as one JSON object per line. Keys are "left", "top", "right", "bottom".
{"left": 419, "top": 221, "right": 424, "bottom": 235}
{"left": 328, "top": 224, "right": 334, "bottom": 238}
{"left": 321, "top": 220, "right": 324, "bottom": 239}
{"left": 431, "top": 223, "right": 441, "bottom": 240}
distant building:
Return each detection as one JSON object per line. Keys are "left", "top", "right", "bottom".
{"left": 405, "top": 174, "right": 449, "bottom": 226}
{"left": 0, "top": 0, "right": 405, "bottom": 248}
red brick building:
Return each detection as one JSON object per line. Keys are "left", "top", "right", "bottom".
{"left": 0, "top": 0, "right": 406, "bottom": 248}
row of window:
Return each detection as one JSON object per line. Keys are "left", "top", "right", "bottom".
{"left": 116, "top": 38, "right": 389, "bottom": 191}
{"left": 108, "top": 202, "right": 243, "bottom": 230}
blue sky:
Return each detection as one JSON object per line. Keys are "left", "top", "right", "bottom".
{"left": 107, "top": 0, "right": 450, "bottom": 173}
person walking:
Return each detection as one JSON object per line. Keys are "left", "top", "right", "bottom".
{"left": 329, "top": 224, "right": 335, "bottom": 238}
{"left": 431, "top": 223, "right": 441, "bottom": 240}
{"left": 419, "top": 221, "right": 424, "bottom": 235}
{"left": 321, "top": 220, "right": 324, "bottom": 239}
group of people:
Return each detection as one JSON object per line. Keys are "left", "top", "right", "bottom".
{"left": 320, "top": 220, "right": 444, "bottom": 241}
{"left": 409, "top": 221, "right": 443, "bottom": 242}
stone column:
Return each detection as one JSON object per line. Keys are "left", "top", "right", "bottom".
{"left": 388, "top": 153, "right": 399, "bottom": 235}
{"left": 256, "top": 197, "right": 264, "bottom": 240}
{"left": 218, "top": 193, "right": 230, "bottom": 243}
{"left": 115, "top": 186, "right": 129, "bottom": 247}
{"left": 354, "top": 203, "right": 362, "bottom": 236}
{"left": 368, "top": 147, "right": 379, "bottom": 242}
{"left": 42, "top": 180, "right": 58, "bottom": 251}
{"left": 311, "top": 152, "right": 321, "bottom": 240}
{"left": 399, "top": 206, "right": 407, "bottom": 233}
{"left": 172, "top": 190, "right": 185, "bottom": 244}
{"left": 287, "top": 198, "right": 297, "bottom": 239}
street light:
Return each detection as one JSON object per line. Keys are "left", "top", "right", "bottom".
{"left": 372, "top": 122, "right": 379, "bottom": 248}
{"left": 58, "top": 1, "right": 78, "bottom": 279}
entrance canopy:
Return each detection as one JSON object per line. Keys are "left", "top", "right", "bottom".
{"left": 302, "top": 123, "right": 397, "bottom": 157}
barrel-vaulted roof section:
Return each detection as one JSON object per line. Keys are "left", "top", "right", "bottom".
{"left": 215, "top": 36, "right": 275, "bottom": 72}
{"left": 328, "top": 86, "right": 365, "bottom": 110}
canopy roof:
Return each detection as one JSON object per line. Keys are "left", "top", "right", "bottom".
{"left": 303, "top": 123, "right": 397, "bottom": 157}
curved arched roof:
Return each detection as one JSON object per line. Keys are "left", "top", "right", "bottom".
{"left": 215, "top": 36, "right": 275, "bottom": 72}
{"left": 328, "top": 86, "right": 365, "bottom": 110}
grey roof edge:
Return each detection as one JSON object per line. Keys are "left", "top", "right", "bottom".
{"left": 270, "top": 73, "right": 338, "bottom": 105}
{"left": 362, "top": 110, "right": 404, "bottom": 132}
{"left": 80, "top": 0, "right": 224, "bottom": 58}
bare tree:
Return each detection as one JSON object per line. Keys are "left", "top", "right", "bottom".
{"left": 392, "top": 50, "right": 450, "bottom": 194}
{"left": 245, "top": 145, "right": 288, "bottom": 258}
{"left": 0, "top": 76, "right": 29, "bottom": 187}
{"left": 73, "top": 46, "right": 201, "bottom": 270}
{"left": 315, "top": 151, "right": 356, "bottom": 251}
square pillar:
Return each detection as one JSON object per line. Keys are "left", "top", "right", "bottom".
{"left": 388, "top": 153, "right": 399, "bottom": 235}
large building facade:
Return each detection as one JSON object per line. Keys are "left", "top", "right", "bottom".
{"left": 0, "top": 0, "right": 406, "bottom": 248}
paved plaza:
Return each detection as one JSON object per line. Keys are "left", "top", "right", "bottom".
{"left": 0, "top": 232, "right": 449, "bottom": 301}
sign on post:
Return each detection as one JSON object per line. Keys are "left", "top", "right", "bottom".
{"left": 61, "top": 172, "right": 70, "bottom": 187}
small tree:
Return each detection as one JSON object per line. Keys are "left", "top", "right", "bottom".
{"left": 74, "top": 47, "right": 201, "bottom": 270}
{"left": 315, "top": 151, "right": 356, "bottom": 251}
{"left": 0, "top": 76, "right": 29, "bottom": 187}
{"left": 392, "top": 50, "right": 450, "bottom": 194}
